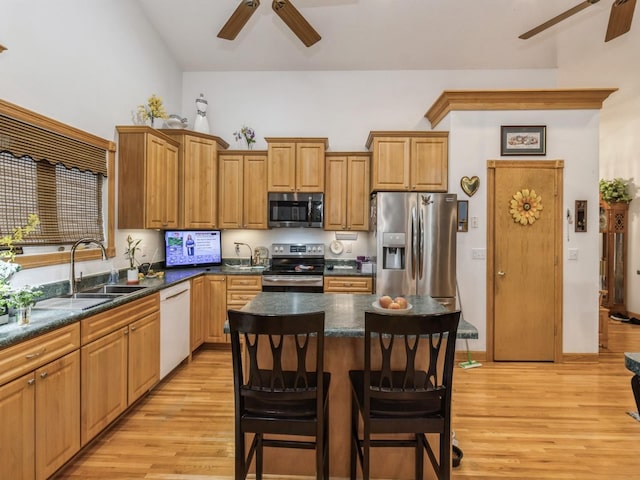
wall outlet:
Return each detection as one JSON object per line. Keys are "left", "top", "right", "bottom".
{"left": 345, "top": 242, "right": 352, "bottom": 253}
{"left": 471, "top": 216, "right": 479, "bottom": 228}
{"left": 471, "top": 248, "right": 486, "bottom": 259}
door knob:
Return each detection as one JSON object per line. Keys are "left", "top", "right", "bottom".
{"left": 498, "top": 271, "right": 505, "bottom": 276}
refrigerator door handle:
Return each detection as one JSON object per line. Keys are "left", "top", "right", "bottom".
{"left": 410, "top": 205, "right": 417, "bottom": 280}
{"left": 418, "top": 202, "right": 424, "bottom": 280}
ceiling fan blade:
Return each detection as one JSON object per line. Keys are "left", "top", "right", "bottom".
{"left": 217, "top": 0, "right": 261, "bottom": 41}
{"left": 519, "top": 0, "right": 600, "bottom": 39}
{"left": 272, "top": 0, "right": 321, "bottom": 47}
{"left": 605, "top": 0, "right": 636, "bottom": 41}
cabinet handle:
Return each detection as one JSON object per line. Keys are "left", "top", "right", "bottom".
{"left": 40, "top": 372, "right": 48, "bottom": 379}
{"left": 25, "top": 348, "right": 46, "bottom": 360}
{"left": 27, "top": 378, "right": 35, "bottom": 386}
{"left": 131, "top": 326, "right": 136, "bottom": 331}
{"left": 498, "top": 271, "right": 506, "bottom": 277}
{"left": 124, "top": 329, "right": 129, "bottom": 335}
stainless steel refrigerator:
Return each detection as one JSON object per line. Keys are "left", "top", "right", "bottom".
{"left": 371, "top": 192, "right": 457, "bottom": 305}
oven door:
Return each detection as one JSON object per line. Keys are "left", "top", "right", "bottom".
{"left": 268, "top": 193, "right": 323, "bottom": 228}
{"left": 262, "top": 275, "right": 324, "bottom": 293}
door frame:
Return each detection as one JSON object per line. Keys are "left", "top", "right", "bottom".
{"left": 486, "top": 160, "right": 564, "bottom": 362}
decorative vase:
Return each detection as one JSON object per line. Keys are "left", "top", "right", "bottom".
{"left": 127, "top": 267, "right": 139, "bottom": 285}
{"left": 16, "top": 305, "right": 31, "bottom": 326}
{"left": 193, "top": 93, "right": 210, "bottom": 133}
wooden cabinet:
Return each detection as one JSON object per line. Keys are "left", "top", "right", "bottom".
{"left": 324, "top": 276, "right": 372, "bottom": 294}
{"left": 160, "top": 130, "right": 229, "bottom": 229}
{"left": 80, "top": 294, "right": 160, "bottom": 445}
{"left": 266, "top": 138, "right": 328, "bottom": 192}
{"left": 599, "top": 199, "right": 629, "bottom": 314}
{"left": 117, "top": 126, "right": 180, "bottom": 229}
{"left": 0, "top": 323, "right": 80, "bottom": 480}
{"left": 325, "top": 153, "right": 370, "bottom": 231}
{"left": 366, "top": 131, "right": 448, "bottom": 192}
{"left": 219, "top": 152, "right": 268, "bottom": 229}
{"left": 227, "top": 275, "right": 262, "bottom": 311}
{"left": 204, "top": 275, "right": 227, "bottom": 343}
{"left": 190, "top": 276, "right": 206, "bottom": 351}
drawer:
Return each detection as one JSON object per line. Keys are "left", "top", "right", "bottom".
{"left": 324, "top": 276, "right": 372, "bottom": 293}
{"left": 0, "top": 323, "right": 80, "bottom": 385}
{"left": 227, "top": 275, "right": 261, "bottom": 291}
{"left": 81, "top": 293, "right": 159, "bottom": 345}
{"left": 227, "top": 291, "right": 259, "bottom": 304}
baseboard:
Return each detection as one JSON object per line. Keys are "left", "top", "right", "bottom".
{"left": 456, "top": 350, "right": 487, "bottom": 363}
{"left": 562, "top": 353, "right": 600, "bottom": 363}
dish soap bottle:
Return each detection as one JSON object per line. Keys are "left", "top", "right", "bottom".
{"left": 108, "top": 264, "right": 119, "bottom": 284}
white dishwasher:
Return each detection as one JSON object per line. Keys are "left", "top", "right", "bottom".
{"left": 159, "top": 281, "right": 191, "bottom": 380}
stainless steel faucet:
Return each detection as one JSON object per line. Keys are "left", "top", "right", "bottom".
{"left": 234, "top": 242, "right": 253, "bottom": 267}
{"left": 70, "top": 238, "right": 108, "bottom": 294}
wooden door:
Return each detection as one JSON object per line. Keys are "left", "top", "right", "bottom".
{"left": 346, "top": 154, "right": 370, "bottom": 231}
{"left": 324, "top": 155, "right": 348, "bottom": 230}
{"left": 371, "top": 137, "right": 410, "bottom": 191}
{"left": 218, "top": 154, "right": 243, "bottom": 228}
{"left": 0, "top": 372, "right": 35, "bottom": 480}
{"left": 267, "top": 142, "right": 296, "bottom": 192}
{"left": 128, "top": 312, "right": 160, "bottom": 404}
{"left": 80, "top": 327, "right": 128, "bottom": 445}
{"left": 410, "top": 135, "right": 448, "bottom": 192}
{"left": 243, "top": 154, "right": 268, "bottom": 229}
{"left": 296, "top": 142, "right": 325, "bottom": 192}
{"left": 488, "top": 160, "right": 563, "bottom": 362}
{"left": 205, "top": 276, "right": 227, "bottom": 343}
{"left": 35, "top": 350, "right": 80, "bottom": 480}
{"left": 182, "top": 136, "right": 217, "bottom": 228}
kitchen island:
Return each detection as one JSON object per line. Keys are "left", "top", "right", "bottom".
{"left": 236, "top": 292, "right": 477, "bottom": 479}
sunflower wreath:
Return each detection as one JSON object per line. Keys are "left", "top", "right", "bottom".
{"left": 510, "top": 189, "right": 543, "bottom": 225}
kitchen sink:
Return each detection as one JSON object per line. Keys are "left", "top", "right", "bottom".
{"left": 34, "top": 284, "right": 148, "bottom": 311}
{"left": 82, "top": 284, "right": 148, "bottom": 294}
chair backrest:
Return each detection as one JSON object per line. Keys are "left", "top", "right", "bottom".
{"left": 363, "top": 310, "right": 460, "bottom": 416}
{"left": 228, "top": 309, "right": 326, "bottom": 417}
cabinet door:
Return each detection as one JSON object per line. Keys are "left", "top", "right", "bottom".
{"left": 371, "top": 137, "right": 410, "bottom": 191}
{"left": 346, "top": 155, "right": 370, "bottom": 231}
{"left": 205, "top": 276, "right": 227, "bottom": 343}
{"left": 296, "top": 142, "right": 325, "bottom": 192}
{"left": 218, "top": 154, "right": 243, "bottom": 228}
{"left": 182, "top": 136, "right": 217, "bottom": 228}
{"left": 0, "top": 372, "right": 35, "bottom": 480}
{"left": 163, "top": 141, "right": 179, "bottom": 227}
{"left": 243, "top": 154, "right": 268, "bottom": 229}
{"left": 128, "top": 312, "right": 160, "bottom": 404}
{"left": 267, "top": 142, "right": 296, "bottom": 192}
{"left": 80, "top": 327, "right": 128, "bottom": 446}
{"left": 35, "top": 350, "right": 80, "bottom": 480}
{"left": 324, "top": 155, "right": 348, "bottom": 230}
{"left": 410, "top": 136, "right": 448, "bottom": 192}
{"left": 145, "top": 135, "right": 168, "bottom": 228}
{"left": 190, "top": 276, "right": 206, "bottom": 351}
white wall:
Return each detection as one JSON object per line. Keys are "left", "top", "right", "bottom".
{"left": 555, "top": 11, "right": 640, "bottom": 316}
{"left": 1, "top": 0, "right": 182, "bottom": 287}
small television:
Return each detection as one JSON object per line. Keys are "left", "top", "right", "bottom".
{"left": 164, "top": 230, "right": 222, "bottom": 268}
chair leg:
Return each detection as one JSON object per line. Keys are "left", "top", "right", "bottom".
{"left": 255, "top": 434, "right": 263, "bottom": 480}
{"left": 235, "top": 429, "right": 245, "bottom": 480}
{"left": 415, "top": 434, "right": 424, "bottom": 480}
{"left": 350, "top": 398, "right": 359, "bottom": 480}
{"left": 362, "top": 423, "right": 370, "bottom": 480}
{"left": 325, "top": 402, "right": 330, "bottom": 480}
{"left": 440, "top": 430, "right": 451, "bottom": 480}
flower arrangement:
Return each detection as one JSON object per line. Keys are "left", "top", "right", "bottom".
{"left": 137, "top": 94, "right": 169, "bottom": 126}
{"left": 509, "top": 189, "right": 543, "bottom": 225}
{"left": 599, "top": 178, "right": 633, "bottom": 203}
{"left": 233, "top": 125, "right": 256, "bottom": 149}
{"left": 125, "top": 234, "right": 142, "bottom": 270}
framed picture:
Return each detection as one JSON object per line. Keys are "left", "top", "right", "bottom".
{"left": 501, "top": 125, "right": 546, "bottom": 156}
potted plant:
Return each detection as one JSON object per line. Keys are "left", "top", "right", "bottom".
{"left": 125, "top": 234, "right": 142, "bottom": 284}
{"left": 599, "top": 178, "right": 633, "bottom": 203}
{"left": 8, "top": 284, "right": 42, "bottom": 326}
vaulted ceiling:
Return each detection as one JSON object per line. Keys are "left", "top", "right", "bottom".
{"left": 137, "top": 0, "right": 636, "bottom": 72}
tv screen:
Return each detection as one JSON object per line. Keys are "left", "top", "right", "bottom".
{"left": 164, "top": 230, "right": 222, "bottom": 268}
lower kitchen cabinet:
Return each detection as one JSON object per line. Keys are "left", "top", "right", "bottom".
{"left": 190, "top": 276, "right": 206, "bottom": 351}
{"left": 0, "top": 323, "right": 80, "bottom": 480}
{"left": 80, "top": 294, "right": 160, "bottom": 446}
{"left": 324, "top": 276, "right": 372, "bottom": 294}
{"left": 205, "top": 275, "right": 227, "bottom": 343}
{"left": 227, "top": 275, "right": 262, "bottom": 312}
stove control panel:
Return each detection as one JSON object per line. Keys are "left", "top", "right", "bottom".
{"left": 271, "top": 243, "right": 325, "bottom": 257}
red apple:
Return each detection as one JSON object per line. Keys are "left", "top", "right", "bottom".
{"left": 394, "top": 297, "right": 408, "bottom": 309}
{"left": 379, "top": 295, "right": 393, "bottom": 308}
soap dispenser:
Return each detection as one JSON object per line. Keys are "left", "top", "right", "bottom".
{"left": 108, "top": 264, "right": 119, "bottom": 284}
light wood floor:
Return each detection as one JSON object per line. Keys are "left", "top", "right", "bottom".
{"left": 55, "top": 335, "right": 640, "bottom": 480}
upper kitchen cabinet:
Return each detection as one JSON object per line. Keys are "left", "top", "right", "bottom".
{"left": 219, "top": 151, "right": 268, "bottom": 229}
{"left": 266, "top": 138, "right": 328, "bottom": 192}
{"left": 325, "top": 152, "right": 370, "bottom": 231}
{"left": 160, "top": 130, "right": 229, "bottom": 229}
{"left": 366, "top": 131, "right": 448, "bottom": 192}
{"left": 117, "top": 126, "right": 179, "bottom": 229}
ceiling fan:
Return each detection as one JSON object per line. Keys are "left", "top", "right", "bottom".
{"left": 217, "top": 0, "right": 321, "bottom": 47}
{"left": 519, "top": 0, "right": 636, "bottom": 42}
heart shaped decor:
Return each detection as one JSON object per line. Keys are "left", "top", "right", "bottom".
{"left": 461, "top": 176, "right": 480, "bottom": 197}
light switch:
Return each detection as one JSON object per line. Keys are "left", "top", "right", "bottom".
{"left": 568, "top": 248, "right": 578, "bottom": 260}
{"left": 471, "top": 248, "right": 486, "bottom": 259}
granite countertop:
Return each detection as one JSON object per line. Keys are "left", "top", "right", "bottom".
{"left": 625, "top": 353, "right": 640, "bottom": 376}
{"left": 235, "top": 292, "right": 478, "bottom": 339}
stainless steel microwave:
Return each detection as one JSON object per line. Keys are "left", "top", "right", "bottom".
{"left": 268, "top": 192, "right": 324, "bottom": 228}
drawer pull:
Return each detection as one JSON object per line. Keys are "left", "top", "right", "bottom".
{"left": 40, "top": 372, "right": 48, "bottom": 379}
{"left": 27, "top": 378, "right": 35, "bottom": 386}
{"left": 25, "top": 348, "right": 46, "bottom": 360}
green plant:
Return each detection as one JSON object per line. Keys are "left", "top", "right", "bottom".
{"left": 125, "top": 234, "right": 141, "bottom": 269}
{"left": 599, "top": 178, "right": 633, "bottom": 203}
{"left": 8, "top": 284, "right": 42, "bottom": 308}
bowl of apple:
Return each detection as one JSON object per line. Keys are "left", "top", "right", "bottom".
{"left": 372, "top": 295, "right": 412, "bottom": 313}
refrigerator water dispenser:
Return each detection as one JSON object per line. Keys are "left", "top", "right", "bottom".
{"left": 382, "top": 233, "right": 405, "bottom": 269}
